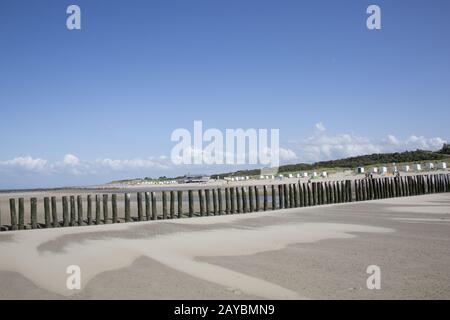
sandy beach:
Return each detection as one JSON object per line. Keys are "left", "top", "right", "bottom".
{"left": 0, "top": 193, "right": 449, "bottom": 299}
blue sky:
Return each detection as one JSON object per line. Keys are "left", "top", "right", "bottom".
{"left": 0, "top": 0, "right": 449, "bottom": 188}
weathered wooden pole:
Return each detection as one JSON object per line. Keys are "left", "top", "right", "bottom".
{"left": 144, "top": 192, "right": 151, "bottom": 221}
{"left": 62, "top": 196, "right": 69, "bottom": 227}
{"left": 278, "top": 185, "right": 284, "bottom": 209}
{"left": 229, "top": 188, "right": 235, "bottom": 214}
{"left": 271, "top": 185, "right": 276, "bottom": 210}
{"left": 125, "top": 193, "right": 131, "bottom": 222}
{"left": 284, "top": 184, "right": 289, "bottom": 208}
{"left": 30, "top": 198, "right": 37, "bottom": 229}
{"left": 197, "top": 190, "right": 204, "bottom": 216}
{"left": 289, "top": 184, "right": 294, "bottom": 207}
{"left": 235, "top": 187, "right": 242, "bottom": 213}
{"left": 254, "top": 186, "right": 260, "bottom": 212}
{"left": 18, "top": 198, "right": 25, "bottom": 230}
{"left": 177, "top": 191, "right": 183, "bottom": 218}
{"left": 224, "top": 188, "right": 230, "bottom": 214}
{"left": 170, "top": 191, "right": 175, "bottom": 219}
{"left": 95, "top": 195, "right": 101, "bottom": 224}
{"left": 293, "top": 184, "right": 298, "bottom": 207}
{"left": 212, "top": 189, "right": 217, "bottom": 215}
{"left": 163, "top": 191, "right": 168, "bottom": 219}
{"left": 217, "top": 189, "right": 223, "bottom": 215}
{"left": 87, "top": 195, "right": 92, "bottom": 225}
{"left": 242, "top": 187, "right": 248, "bottom": 213}
{"left": 263, "top": 185, "right": 268, "bottom": 211}
{"left": 112, "top": 194, "right": 118, "bottom": 223}
{"left": 248, "top": 186, "right": 254, "bottom": 212}
{"left": 137, "top": 193, "right": 143, "bottom": 221}
{"left": 300, "top": 183, "right": 306, "bottom": 207}
{"left": 188, "top": 190, "right": 194, "bottom": 217}
{"left": 10, "top": 199, "right": 18, "bottom": 230}
{"left": 151, "top": 192, "right": 157, "bottom": 220}
{"left": 77, "top": 195, "right": 83, "bottom": 226}
{"left": 51, "top": 196, "right": 59, "bottom": 227}
{"left": 44, "top": 197, "right": 51, "bottom": 228}
{"left": 103, "top": 194, "right": 109, "bottom": 224}
{"left": 70, "top": 196, "right": 76, "bottom": 226}
{"left": 204, "top": 190, "right": 210, "bottom": 216}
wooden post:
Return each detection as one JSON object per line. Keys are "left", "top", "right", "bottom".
{"left": 163, "top": 191, "right": 168, "bottom": 219}
{"left": 151, "top": 192, "right": 157, "bottom": 220}
{"left": 284, "top": 184, "right": 289, "bottom": 208}
{"left": 205, "top": 189, "right": 210, "bottom": 216}
{"left": 70, "top": 196, "right": 76, "bottom": 226}
{"left": 170, "top": 191, "right": 175, "bottom": 219}
{"left": 289, "top": 184, "right": 294, "bottom": 208}
{"left": 271, "top": 185, "right": 276, "bottom": 210}
{"left": 17, "top": 198, "right": 25, "bottom": 230}
{"left": 263, "top": 185, "right": 268, "bottom": 211}
{"left": 62, "top": 196, "right": 69, "bottom": 227}
{"left": 217, "top": 189, "right": 223, "bottom": 215}
{"left": 212, "top": 189, "right": 217, "bottom": 215}
{"left": 300, "top": 183, "right": 306, "bottom": 207}
{"left": 86, "top": 195, "right": 93, "bottom": 225}
{"left": 77, "top": 195, "right": 83, "bottom": 226}
{"left": 255, "top": 186, "right": 260, "bottom": 211}
{"left": 51, "top": 196, "right": 59, "bottom": 227}
{"left": 30, "top": 198, "right": 37, "bottom": 229}
{"left": 278, "top": 185, "right": 284, "bottom": 209}
{"left": 293, "top": 184, "right": 299, "bottom": 207}
{"left": 188, "top": 190, "right": 194, "bottom": 217}
{"left": 249, "top": 186, "right": 254, "bottom": 212}
{"left": 230, "top": 188, "right": 235, "bottom": 214}
{"left": 236, "top": 187, "right": 241, "bottom": 213}
{"left": 225, "top": 188, "right": 230, "bottom": 214}
{"left": 242, "top": 187, "right": 248, "bottom": 213}
{"left": 112, "top": 194, "right": 118, "bottom": 223}
{"left": 44, "top": 197, "right": 51, "bottom": 228}
{"left": 137, "top": 193, "right": 143, "bottom": 221}
{"left": 103, "top": 194, "right": 109, "bottom": 224}
{"left": 10, "top": 199, "right": 18, "bottom": 230}
{"left": 95, "top": 195, "right": 101, "bottom": 224}
{"left": 311, "top": 183, "right": 317, "bottom": 206}
{"left": 177, "top": 191, "right": 183, "bottom": 218}
{"left": 125, "top": 193, "right": 131, "bottom": 222}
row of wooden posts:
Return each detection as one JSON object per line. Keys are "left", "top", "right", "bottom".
{"left": 1, "top": 173, "right": 449, "bottom": 232}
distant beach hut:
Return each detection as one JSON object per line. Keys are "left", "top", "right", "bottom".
{"left": 371, "top": 167, "right": 378, "bottom": 174}
{"left": 391, "top": 166, "right": 398, "bottom": 174}
{"left": 288, "top": 173, "right": 293, "bottom": 178}
{"left": 379, "top": 166, "right": 388, "bottom": 174}
{"left": 312, "top": 172, "right": 318, "bottom": 177}
{"left": 245, "top": 176, "right": 250, "bottom": 180}
{"left": 278, "top": 174, "right": 284, "bottom": 178}
{"left": 426, "top": 163, "right": 434, "bottom": 170}
{"left": 414, "top": 164, "right": 422, "bottom": 171}
{"left": 438, "top": 162, "right": 447, "bottom": 169}
{"left": 302, "top": 172, "right": 309, "bottom": 178}
{"left": 321, "top": 171, "right": 328, "bottom": 178}
{"left": 403, "top": 165, "right": 410, "bottom": 172}
{"left": 296, "top": 173, "right": 301, "bottom": 178}
{"left": 357, "top": 167, "right": 365, "bottom": 174}
{"left": 260, "top": 175, "right": 265, "bottom": 179}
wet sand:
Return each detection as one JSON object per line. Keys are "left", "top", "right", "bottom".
{"left": 0, "top": 193, "right": 449, "bottom": 299}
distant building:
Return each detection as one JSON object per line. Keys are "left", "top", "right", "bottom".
{"left": 357, "top": 167, "right": 365, "bottom": 174}
{"left": 184, "top": 175, "right": 210, "bottom": 183}
{"left": 438, "top": 162, "right": 447, "bottom": 169}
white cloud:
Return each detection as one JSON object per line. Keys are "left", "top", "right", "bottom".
{"left": 63, "top": 154, "right": 80, "bottom": 166}
{"left": 292, "top": 123, "right": 447, "bottom": 163}
{"left": 315, "top": 122, "right": 326, "bottom": 132}
{"left": 0, "top": 156, "right": 48, "bottom": 172}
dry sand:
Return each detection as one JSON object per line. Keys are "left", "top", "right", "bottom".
{"left": 0, "top": 193, "right": 449, "bottom": 299}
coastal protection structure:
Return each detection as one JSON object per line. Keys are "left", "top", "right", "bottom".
{"left": 1, "top": 173, "right": 449, "bottom": 232}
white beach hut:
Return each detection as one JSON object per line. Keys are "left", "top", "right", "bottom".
{"left": 438, "top": 162, "right": 447, "bottom": 169}
{"left": 288, "top": 173, "right": 293, "bottom": 178}
{"left": 379, "top": 166, "right": 388, "bottom": 174}
{"left": 302, "top": 172, "right": 308, "bottom": 178}
{"left": 296, "top": 173, "right": 301, "bottom": 178}
{"left": 371, "top": 167, "right": 378, "bottom": 174}
{"left": 426, "top": 163, "right": 434, "bottom": 170}
{"left": 403, "top": 165, "right": 410, "bottom": 172}
{"left": 357, "top": 167, "right": 365, "bottom": 174}
{"left": 312, "top": 172, "right": 318, "bottom": 177}
{"left": 414, "top": 164, "right": 422, "bottom": 171}
{"left": 321, "top": 171, "right": 328, "bottom": 178}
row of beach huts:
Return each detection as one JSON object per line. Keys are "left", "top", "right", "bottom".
{"left": 357, "top": 161, "right": 447, "bottom": 175}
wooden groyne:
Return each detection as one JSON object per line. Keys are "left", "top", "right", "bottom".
{"left": 0, "top": 173, "right": 449, "bottom": 232}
